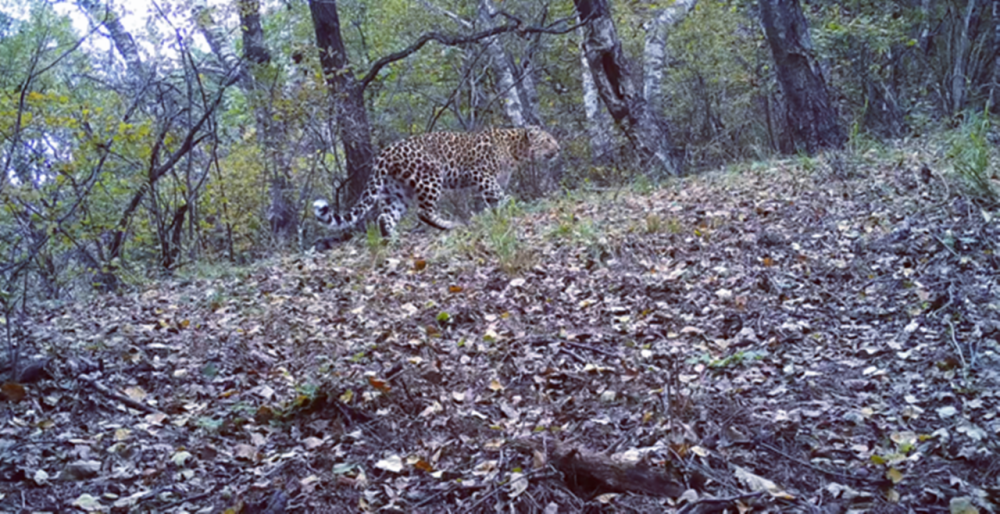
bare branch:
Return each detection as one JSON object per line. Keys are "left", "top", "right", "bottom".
{"left": 357, "top": 14, "right": 591, "bottom": 91}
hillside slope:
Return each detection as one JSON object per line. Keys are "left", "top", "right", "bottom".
{"left": 5, "top": 148, "right": 999, "bottom": 513}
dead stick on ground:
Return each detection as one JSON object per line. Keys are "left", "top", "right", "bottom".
{"left": 676, "top": 490, "right": 765, "bottom": 514}
{"left": 79, "top": 376, "right": 161, "bottom": 415}
{"left": 562, "top": 340, "right": 618, "bottom": 358}
{"left": 757, "top": 442, "right": 882, "bottom": 485}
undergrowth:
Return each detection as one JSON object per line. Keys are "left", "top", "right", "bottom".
{"left": 946, "top": 113, "right": 999, "bottom": 203}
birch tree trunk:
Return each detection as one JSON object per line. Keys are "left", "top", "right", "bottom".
{"left": 421, "top": 0, "right": 535, "bottom": 127}
{"left": 195, "top": 0, "right": 294, "bottom": 241}
{"left": 953, "top": 0, "right": 978, "bottom": 113}
{"left": 642, "top": 0, "right": 698, "bottom": 112}
{"left": 77, "top": 0, "right": 147, "bottom": 84}
{"left": 476, "top": 0, "right": 527, "bottom": 126}
{"left": 574, "top": 0, "right": 679, "bottom": 175}
{"left": 580, "top": 43, "right": 613, "bottom": 164}
{"left": 759, "top": 0, "right": 845, "bottom": 152}
{"left": 514, "top": 52, "right": 542, "bottom": 126}
{"left": 192, "top": 4, "right": 244, "bottom": 81}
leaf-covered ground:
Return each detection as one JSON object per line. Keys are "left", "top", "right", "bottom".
{"left": 3, "top": 147, "right": 999, "bottom": 513}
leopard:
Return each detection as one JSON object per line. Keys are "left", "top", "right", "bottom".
{"left": 313, "top": 126, "right": 559, "bottom": 237}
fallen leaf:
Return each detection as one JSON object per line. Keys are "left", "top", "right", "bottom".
{"left": 72, "top": 493, "right": 104, "bottom": 511}
{"left": 367, "top": 376, "right": 391, "bottom": 393}
{"left": 509, "top": 472, "right": 528, "bottom": 498}
{"left": 60, "top": 460, "right": 102, "bottom": 481}
{"left": 733, "top": 465, "right": 794, "bottom": 499}
{"left": 949, "top": 496, "right": 979, "bottom": 514}
{"left": 33, "top": 469, "right": 50, "bottom": 485}
{"left": 233, "top": 444, "right": 257, "bottom": 462}
{"left": 1, "top": 382, "right": 26, "bottom": 402}
{"left": 375, "top": 455, "right": 404, "bottom": 473}
{"left": 172, "top": 451, "right": 193, "bottom": 467}
{"left": 124, "top": 386, "right": 146, "bottom": 402}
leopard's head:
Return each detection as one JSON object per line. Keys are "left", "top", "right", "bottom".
{"left": 525, "top": 126, "right": 560, "bottom": 162}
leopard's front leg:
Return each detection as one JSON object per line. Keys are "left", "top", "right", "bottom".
{"left": 479, "top": 175, "right": 510, "bottom": 208}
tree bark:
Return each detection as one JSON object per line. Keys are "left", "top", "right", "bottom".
{"left": 642, "top": 0, "right": 698, "bottom": 112}
{"left": 992, "top": 0, "right": 1000, "bottom": 111}
{"left": 419, "top": 0, "right": 537, "bottom": 127}
{"left": 77, "top": 0, "right": 147, "bottom": 84}
{"left": 237, "top": 0, "right": 296, "bottom": 239}
{"left": 759, "top": 0, "right": 845, "bottom": 153}
{"left": 579, "top": 42, "right": 613, "bottom": 164}
{"left": 953, "top": 0, "right": 978, "bottom": 113}
{"left": 574, "top": 0, "right": 679, "bottom": 175}
{"left": 477, "top": 0, "right": 529, "bottom": 126}
{"left": 192, "top": 2, "right": 245, "bottom": 81}
{"left": 919, "top": 0, "right": 934, "bottom": 54}
{"left": 308, "top": 0, "right": 375, "bottom": 204}
{"left": 194, "top": 0, "right": 295, "bottom": 242}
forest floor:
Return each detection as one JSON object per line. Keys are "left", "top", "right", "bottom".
{"left": 3, "top": 143, "right": 1000, "bottom": 513}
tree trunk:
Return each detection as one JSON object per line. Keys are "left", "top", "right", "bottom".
{"left": 919, "top": 0, "right": 934, "bottom": 54}
{"left": 642, "top": 0, "right": 698, "bottom": 114}
{"left": 574, "top": 0, "right": 679, "bottom": 175}
{"left": 192, "top": 2, "right": 245, "bottom": 81}
{"left": 77, "top": 0, "right": 147, "bottom": 84}
{"left": 236, "top": 0, "right": 295, "bottom": 240}
{"left": 195, "top": 1, "right": 295, "bottom": 242}
{"left": 477, "top": 0, "right": 528, "bottom": 126}
{"left": 308, "top": 0, "right": 374, "bottom": 204}
{"left": 579, "top": 42, "right": 613, "bottom": 164}
{"left": 420, "top": 0, "right": 538, "bottom": 127}
{"left": 514, "top": 50, "right": 542, "bottom": 126}
{"left": 759, "top": 0, "right": 845, "bottom": 153}
{"left": 953, "top": 0, "right": 978, "bottom": 113}
{"left": 992, "top": 0, "right": 1000, "bottom": 111}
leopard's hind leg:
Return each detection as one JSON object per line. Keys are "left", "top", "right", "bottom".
{"left": 375, "top": 180, "right": 410, "bottom": 237}
{"left": 414, "top": 167, "right": 461, "bottom": 231}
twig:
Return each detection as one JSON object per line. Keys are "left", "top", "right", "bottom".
{"left": 757, "top": 442, "right": 883, "bottom": 485}
{"left": 462, "top": 467, "right": 554, "bottom": 513}
{"left": 676, "top": 490, "right": 766, "bottom": 514}
{"left": 412, "top": 484, "right": 462, "bottom": 509}
{"left": 562, "top": 340, "right": 618, "bottom": 358}
{"left": 78, "top": 376, "right": 161, "bottom": 415}
{"left": 557, "top": 346, "right": 586, "bottom": 364}
{"left": 946, "top": 320, "right": 969, "bottom": 370}
{"left": 154, "top": 489, "right": 213, "bottom": 511}
{"left": 463, "top": 482, "right": 507, "bottom": 513}
{"left": 933, "top": 235, "right": 960, "bottom": 257}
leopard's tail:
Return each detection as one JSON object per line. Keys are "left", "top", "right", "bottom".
{"left": 313, "top": 177, "right": 382, "bottom": 232}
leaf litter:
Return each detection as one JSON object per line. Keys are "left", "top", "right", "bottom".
{"left": 2, "top": 149, "right": 999, "bottom": 512}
